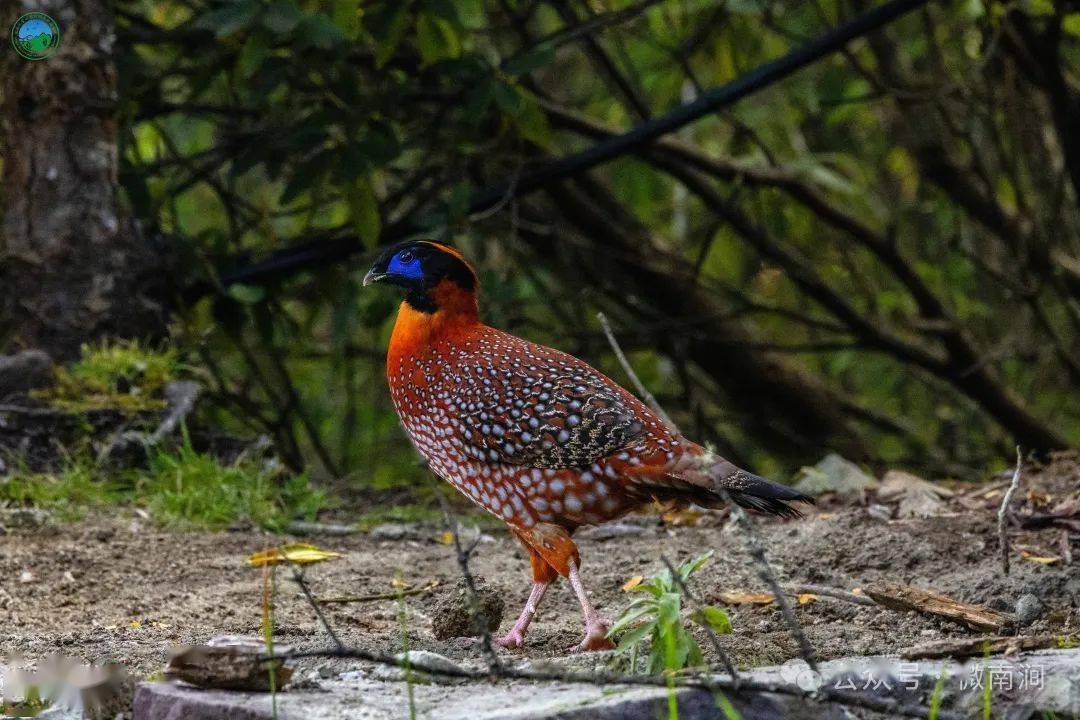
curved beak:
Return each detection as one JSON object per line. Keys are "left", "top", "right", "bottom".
{"left": 362, "top": 268, "right": 386, "bottom": 287}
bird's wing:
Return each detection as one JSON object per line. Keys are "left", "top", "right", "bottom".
{"left": 451, "top": 328, "right": 647, "bottom": 468}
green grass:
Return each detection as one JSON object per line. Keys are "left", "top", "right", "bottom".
{"left": 35, "top": 339, "right": 182, "bottom": 412}
{"left": 1, "top": 438, "right": 325, "bottom": 531}
{"left": 0, "top": 460, "right": 119, "bottom": 519}
{"left": 135, "top": 436, "right": 325, "bottom": 530}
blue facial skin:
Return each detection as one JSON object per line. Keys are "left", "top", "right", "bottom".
{"left": 386, "top": 252, "right": 424, "bottom": 282}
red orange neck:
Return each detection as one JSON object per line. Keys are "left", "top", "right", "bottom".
{"left": 388, "top": 280, "right": 479, "bottom": 362}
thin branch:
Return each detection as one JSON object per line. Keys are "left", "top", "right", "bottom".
{"left": 596, "top": 312, "right": 675, "bottom": 430}
{"left": 998, "top": 446, "right": 1024, "bottom": 576}
{"left": 284, "top": 560, "right": 344, "bottom": 650}
{"left": 436, "top": 494, "right": 503, "bottom": 672}
{"left": 274, "top": 645, "right": 961, "bottom": 720}
{"left": 201, "top": 0, "right": 933, "bottom": 292}
{"left": 729, "top": 502, "right": 819, "bottom": 673}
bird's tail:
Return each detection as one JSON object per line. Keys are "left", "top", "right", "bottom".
{"left": 641, "top": 445, "right": 813, "bottom": 519}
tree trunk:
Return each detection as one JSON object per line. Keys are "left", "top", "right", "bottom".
{"left": 0, "top": 0, "right": 168, "bottom": 360}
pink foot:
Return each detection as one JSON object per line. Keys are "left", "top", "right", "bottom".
{"left": 495, "top": 628, "right": 527, "bottom": 648}
{"left": 569, "top": 619, "right": 614, "bottom": 653}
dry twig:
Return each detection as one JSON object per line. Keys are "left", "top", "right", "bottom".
{"left": 998, "top": 446, "right": 1023, "bottom": 576}
{"left": 437, "top": 494, "right": 503, "bottom": 672}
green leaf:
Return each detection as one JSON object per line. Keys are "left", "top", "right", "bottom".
{"left": 416, "top": 13, "right": 461, "bottom": 64}
{"left": 656, "top": 592, "right": 681, "bottom": 627}
{"left": 262, "top": 0, "right": 302, "bottom": 34}
{"left": 227, "top": 283, "right": 266, "bottom": 304}
{"left": 692, "top": 606, "right": 733, "bottom": 635}
{"left": 332, "top": 0, "right": 361, "bottom": 38}
{"left": 514, "top": 96, "right": 551, "bottom": 146}
{"left": 296, "top": 14, "right": 346, "bottom": 49}
{"left": 196, "top": 1, "right": 261, "bottom": 38}
{"left": 364, "top": 2, "right": 411, "bottom": 67}
{"left": 608, "top": 604, "right": 655, "bottom": 635}
{"left": 346, "top": 175, "right": 381, "bottom": 248}
{"left": 678, "top": 550, "right": 713, "bottom": 583}
{"left": 1064, "top": 13, "right": 1080, "bottom": 37}
{"left": 493, "top": 82, "right": 525, "bottom": 115}
{"left": 504, "top": 45, "right": 554, "bottom": 76}
{"left": 614, "top": 621, "right": 653, "bottom": 651}
{"left": 236, "top": 32, "right": 269, "bottom": 78}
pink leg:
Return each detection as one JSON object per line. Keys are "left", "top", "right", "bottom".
{"left": 495, "top": 581, "right": 549, "bottom": 648}
{"left": 567, "top": 561, "right": 614, "bottom": 652}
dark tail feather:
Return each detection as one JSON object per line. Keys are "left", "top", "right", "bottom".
{"left": 722, "top": 469, "right": 814, "bottom": 519}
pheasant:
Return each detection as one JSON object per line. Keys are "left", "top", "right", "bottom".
{"left": 364, "top": 240, "right": 812, "bottom": 651}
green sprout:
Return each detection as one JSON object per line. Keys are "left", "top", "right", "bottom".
{"left": 608, "top": 551, "right": 732, "bottom": 675}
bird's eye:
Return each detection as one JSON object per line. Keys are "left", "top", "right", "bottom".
{"left": 398, "top": 250, "right": 414, "bottom": 263}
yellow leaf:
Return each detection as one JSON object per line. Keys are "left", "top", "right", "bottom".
{"left": 391, "top": 577, "right": 408, "bottom": 589}
{"left": 851, "top": 587, "right": 864, "bottom": 595}
{"left": 622, "top": 575, "right": 644, "bottom": 591}
{"left": 716, "top": 592, "right": 775, "bottom": 605}
{"left": 660, "top": 508, "right": 703, "bottom": 526}
{"left": 247, "top": 543, "right": 343, "bottom": 567}
{"left": 1020, "top": 551, "right": 1060, "bottom": 565}
{"left": 439, "top": 531, "right": 455, "bottom": 545}
{"left": 797, "top": 593, "right": 819, "bottom": 604}
{"left": 129, "top": 619, "right": 142, "bottom": 629}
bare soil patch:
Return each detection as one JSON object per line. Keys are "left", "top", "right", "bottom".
{"left": 2, "top": 454, "right": 1077, "bottom": 682}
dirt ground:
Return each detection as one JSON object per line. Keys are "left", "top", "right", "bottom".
{"left": 2, "top": 453, "right": 1078, "bottom": 683}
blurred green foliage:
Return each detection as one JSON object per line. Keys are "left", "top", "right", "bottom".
{"left": 110, "top": 0, "right": 1079, "bottom": 487}
{"left": 34, "top": 340, "right": 181, "bottom": 412}
{"left": 0, "top": 434, "right": 325, "bottom": 529}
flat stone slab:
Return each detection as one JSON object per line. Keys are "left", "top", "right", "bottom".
{"left": 133, "top": 649, "right": 1080, "bottom": 720}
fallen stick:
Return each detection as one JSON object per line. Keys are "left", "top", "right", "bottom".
{"left": 863, "top": 583, "right": 1014, "bottom": 632}
{"left": 900, "top": 635, "right": 1058, "bottom": 660}
{"left": 998, "top": 446, "right": 1023, "bottom": 576}
{"left": 317, "top": 580, "right": 440, "bottom": 604}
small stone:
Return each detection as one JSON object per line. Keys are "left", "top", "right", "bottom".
{"left": 1014, "top": 594, "right": 1044, "bottom": 626}
{"left": 19, "top": 570, "right": 33, "bottom": 583}
{"left": 429, "top": 577, "right": 505, "bottom": 640}
{"left": 794, "top": 453, "right": 878, "bottom": 499}
{"left": 395, "top": 650, "right": 463, "bottom": 676}
{"left": 369, "top": 523, "right": 411, "bottom": 541}
{"left": 0, "top": 350, "right": 54, "bottom": 400}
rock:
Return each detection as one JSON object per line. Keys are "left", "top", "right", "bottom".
{"left": 395, "top": 650, "right": 464, "bottom": 676}
{"left": 164, "top": 637, "right": 293, "bottom": 691}
{"left": 1015, "top": 594, "right": 1045, "bottom": 626}
{"left": 793, "top": 453, "right": 878, "bottom": 499}
{"left": 0, "top": 350, "right": 54, "bottom": 400}
{"left": 369, "top": 523, "right": 412, "bottom": 541}
{"left": 429, "top": 577, "right": 505, "bottom": 640}
{"left": 577, "top": 522, "right": 649, "bottom": 540}
{"left": 878, "top": 470, "right": 952, "bottom": 517}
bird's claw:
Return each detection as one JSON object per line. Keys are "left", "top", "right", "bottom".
{"left": 569, "top": 620, "right": 614, "bottom": 653}
{"left": 495, "top": 629, "right": 526, "bottom": 648}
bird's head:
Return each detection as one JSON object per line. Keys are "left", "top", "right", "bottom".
{"left": 363, "top": 240, "right": 478, "bottom": 315}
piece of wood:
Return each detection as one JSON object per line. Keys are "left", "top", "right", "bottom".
{"left": 863, "top": 583, "right": 1014, "bottom": 632}
{"left": 900, "top": 635, "right": 1057, "bottom": 660}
